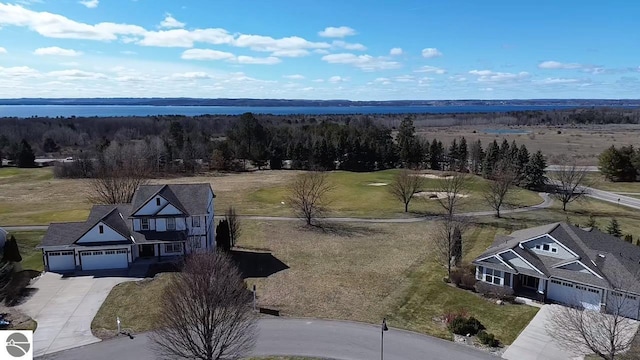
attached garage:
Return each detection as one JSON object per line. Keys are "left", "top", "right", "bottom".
{"left": 47, "top": 251, "right": 76, "bottom": 272}
{"left": 80, "top": 249, "right": 129, "bottom": 271}
{"left": 548, "top": 279, "right": 602, "bottom": 311}
{"left": 607, "top": 291, "right": 640, "bottom": 320}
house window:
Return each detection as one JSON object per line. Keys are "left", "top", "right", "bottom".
{"left": 190, "top": 238, "right": 202, "bottom": 249}
{"left": 535, "top": 245, "right": 541, "bottom": 249}
{"left": 141, "top": 218, "right": 150, "bottom": 230}
{"left": 165, "top": 243, "right": 181, "bottom": 253}
{"left": 551, "top": 248, "right": 558, "bottom": 253}
{"left": 484, "top": 268, "right": 503, "bottom": 286}
{"left": 156, "top": 198, "right": 161, "bottom": 206}
{"left": 543, "top": 244, "right": 550, "bottom": 251}
{"left": 99, "top": 225, "right": 104, "bottom": 234}
{"left": 167, "top": 218, "right": 176, "bottom": 230}
{"left": 192, "top": 216, "right": 201, "bottom": 227}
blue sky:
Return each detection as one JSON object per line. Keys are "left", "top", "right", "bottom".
{"left": 0, "top": 0, "right": 638, "bottom": 100}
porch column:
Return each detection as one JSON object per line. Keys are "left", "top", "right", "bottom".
{"left": 537, "top": 278, "right": 546, "bottom": 294}
{"left": 157, "top": 243, "right": 160, "bottom": 260}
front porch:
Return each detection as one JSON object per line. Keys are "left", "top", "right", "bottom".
{"left": 512, "top": 274, "right": 547, "bottom": 303}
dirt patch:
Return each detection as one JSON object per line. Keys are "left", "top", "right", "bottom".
{"left": 367, "top": 182, "right": 388, "bottom": 186}
{"left": 415, "top": 174, "right": 454, "bottom": 179}
{"left": 0, "top": 305, "right": 37, "bottom": 331}
{"left": 414, "top": 191, "right": 470, "bottom": 199}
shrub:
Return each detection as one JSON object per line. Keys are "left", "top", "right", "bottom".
{"left": 450, "top": 269, "right": 464, "bottom": 286}
{"left": 475, "top": 281, "right": 515, "bottom": 302}
{"left": 477, "top": 330, "right": 499, "bottom": 347}
{"left": 451, "top": 265, "right": 477, "bottom": 289}
{"left": 447, "top": 315, "right": 485, "bottom": 336}
{"left": 460, "top": 274, "right": 477, "bottom": 290}
{"left": 443, "top": 309, "right": 469, "bottom": 325}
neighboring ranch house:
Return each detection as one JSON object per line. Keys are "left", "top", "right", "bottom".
{"left": 40, "top": 184, "right": 215, "bottom": 272}
{"left": 473, "top": 222, "right": 640, "bottom": 320}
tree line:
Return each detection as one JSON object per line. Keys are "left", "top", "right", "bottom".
{"left": 598, "top": 145, "right": 640, "bottom": 182}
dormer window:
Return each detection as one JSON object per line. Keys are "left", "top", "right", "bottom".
{"left": 99, "top": 225, "right": 104, "bottom": 234}
{"left": 535, "top": 243, "right": 558, "bottom": 254}
{"left": 543, "top": 244, "right": 550, "bottom": 251}
{"left": 141, "top": 218, "right": 150, "bottom": 230}
{"left": 156, "top": 198, "right": 161, "bottom": 206}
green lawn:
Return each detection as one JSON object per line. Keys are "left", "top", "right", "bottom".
{"left": 10, "top": 231, "right": 45, "bottom": 271}
{"left": 249, "top": 170, "right": 543, "bottom": 218}
{"left": 584, "top": 173, "right": 640, "bottom": 193}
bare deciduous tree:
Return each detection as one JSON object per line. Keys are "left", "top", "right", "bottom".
{"left": 435, "top": 172, "right": 470, "bottom": 217}
{"left": 550, "top": 155, "right": 592, "bottom": 211}
{"left": 434, "top": 216, "right": 468, "bottom": 280}
{"left": 225, "top": 206, "right": 241, "bottom": 248}
{"left": 89, "top": 141, "right": 150, "bottom": 204}
{"left": 482, "top": 164, "right": 517, "bottom": 218}
{"left": 389, "top": 169, "right": 424, "bottom": 213}
{"left": 546, "top": 278, "right": 639, "bottom": 360}
{"left": 150, "top": 252, "right": 257, "bottom": 360}
{"left": 288, "top": 171, "right": 334, "bottom": 226}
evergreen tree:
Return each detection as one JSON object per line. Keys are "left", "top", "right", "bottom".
{"left": 469, "top": 139, "right": 484, "bottom": 174}
{"left": 396, "top": 117, "right": 416, "bottom": 167}
{"left": 458, "top": 137, "right": 468, "bottom": 172}
{"left": 2, "top": 235, "right": 22, "bottom": 263}
{"left": 43, "top": 137, "right": 60, "bottom": 153}
{"left": 606, "top": 218, "right": 622, "bottom": 238}
{"left": 515, "top": 144, "right": 530, "bottom": 185}
{"left": 585, "top": 214, "right": 597, "bottom": 229}
{"left": 499, "top": 139, "right": 510, "bottom": 158}
{"left": 215, "top": 219, "right": 231, "bottom": 252}
{"left": 448, "top": 138, "right": 459, "bottom": 171}
{"left": 509, "top": 140, "right": 519, "bottom": 162}
{"left": 523, "top": 150, "right": 547, "bottom": 189}
{"left": 598, "top": 145, "right": 636, "bottom": 182}
{"left": 17, "top": 139, "right": 35, "bottom": 168}
{"left": 482, "top": 140, "right": 500, "bottom": 178}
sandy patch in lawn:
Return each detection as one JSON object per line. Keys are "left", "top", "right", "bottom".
{"left": 414, "top": 191, "right": 470, "bottom": 199}
{"left": 414, "top": 174, "right": 454, "bottom": 179}
{"left": 367, "top": 182, "right": 388, "bottom": 186}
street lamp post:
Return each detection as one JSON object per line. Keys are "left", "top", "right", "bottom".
{"left": 381, "top": 317, "right": 388, "bottom": 360}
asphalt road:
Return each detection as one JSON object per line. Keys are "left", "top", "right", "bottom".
{"left": 585, "top": 187, "right": 640, "bottom": 210}
{"left": 39, "top": 318, "right": 499, "bottom": 360}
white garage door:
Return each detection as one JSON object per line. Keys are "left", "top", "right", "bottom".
{"left": 607, "top": 291, "right": 640, "bottom": 320}
{"left": 80, "top": 249, "right": 129, "bottom": 270}
{"left": 548, "top": 279, "right": 601, "bottom": 311}
{"left": 47, "top": 251, "right": 75, "bottom": 272}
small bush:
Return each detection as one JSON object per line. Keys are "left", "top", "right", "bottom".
{"left": 443, "top": 309, "right": 469, "bottom": 325}
{"left": 450, "top": 269, "right": 464, "bottom": 286}
{"left": 475, "top": 281, "right": 515, "bottom": 302}
{"left": 448, "top": 315, "right": 485, "bottom": 336}
{"left": 460, "top": 274, "right": 477, "bottom": 290}
{"left": 477, "top": 330, "right": 499, "bottom": 347}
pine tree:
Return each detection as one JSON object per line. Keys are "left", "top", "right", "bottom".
{"left": 17, "top": 139, "right": 35, "bottom": 168}
{"left": 430, "top": 139, "right": 443, "bottom": 170}
{"left": 396, "top": 117, "right": 416, "bottom": 167}
{"left": 215, "top": 220, "right": 231, "bottom": 252}
{"left": 2, "top": 235, "right": 22, "bottom": 263}
{"left": 515, "top": 144, "right": 530, "bottom": 185}
{"left": 469, "top": 139, "right": 484, "bottom": 174}
{"left": 448, "top": 138, "right": 459, "bottom": 171}
{"left": 458, "top": 137, "right": 468, "bottom": 172}
{"left": 606, "top": 218, "right": 622, "bottom": 238}
{"left": 585, "top": 214, "right": 597, "bottom": 229}
{"left": 482, "top": 140, "right": 500, "bottom": 178}
{"left": 499, "top": 139, "right": 510, "bottom": 158}
{"left": 523, "top": 150, "right": 547, "bottom": 189}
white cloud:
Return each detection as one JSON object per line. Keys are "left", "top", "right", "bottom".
{"left": 321, "top": 53, "right": 401, "bottom": 71}
{"left": 421, "top": 48, "right": 442, "bottom": 58}
{"left": 535, "top": 77, "right": 583, "bottom": 85}
{"left": 170, "top": 72, "right": 211, "bottom": 80}
{"left": 140, "top": 29, "right": 233, "bottom": 47}
{"left": 0, "top": 3, "right": 146, "bottom": 40}
{"left": 480, "top": 87, "right": 494, "bottom": 91}
{"left": 0, "top": 47, "right": 6, "bottom": 54}
{"left": 233, "top": 34, "right": 330, "bottom": 53}
{"left": 48, "top": 69, "right": 106, "bottom": 80}
{"left": 79, "top": 0, "right": 99, "bottom": 8}
{"left": 160, "top": 14, "right": 185, "bottom": 29}
{"left": 390, "top": 48, "right": 403, "bottom": 56}
{"left": 394, "top": 75, "right": 415, "bottom": 83}
{"left": 0, "top": 66, "right": 39, "bottom": 77}
{"left": 312, "top": 79, "right": 325, "bottom": 83}
{"left": 468, "top": 69, "right": 529, "bottom": 82}
{"left": 414, "top": 65, "right": 446, "bottom": 74}
{"left": 538, "top": 60, "right": 582, "bottom": 69}
{"left": 236, "top": 55, "right": 281, "bottom": 65}
{"left": 271, "top": 49, "right": 310, "bottom": 57}
{"left": 34, "top": 46, "right": 82, "bottom": 56}
{"left": 318, "top": 26, "right": 356, "bottom": 38}
{"left": 332, "top": 40, "right": 366, "bottom": 51}
{"left": 181, "top": 49, "right": 235, "bottom": 61}
{"left": 328, "top": 75, "right": 347, "bottom": 83}
{"left": 181, "top": 49, "right": 281, "bottom": 65}
{"left": 283, "top": 74, "right": 305, "bottom": 80}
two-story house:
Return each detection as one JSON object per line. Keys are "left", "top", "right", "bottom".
{"left": 39, "top": 183, "right": 215, "bottom": 272}
{"left": 473, "top": 222, "right": 640, "bottom": 320}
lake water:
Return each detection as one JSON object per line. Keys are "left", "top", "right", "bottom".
{"left": 0, "top": 104, "right": 591, "bottom": 118}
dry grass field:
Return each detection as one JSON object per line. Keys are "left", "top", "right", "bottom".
{"left": 416, "top": 124, "right": 640, "bottom": 165}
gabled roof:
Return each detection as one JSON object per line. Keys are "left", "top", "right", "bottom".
{"left": 130, "top": 183, "right": 213, "bottom": 216}
{"left": 474, "top": 222, "right": 640, "bottom": 291}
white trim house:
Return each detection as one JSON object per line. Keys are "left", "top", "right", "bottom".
{"left": 40, "top": 183, "right": 215, "bottom": 272}
{"left": 473, "top": 222, "right": 640, "bottom": 320}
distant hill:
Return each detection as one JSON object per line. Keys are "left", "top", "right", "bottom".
{"left": 0, "top": 98, "right": 639, "bottom": 107}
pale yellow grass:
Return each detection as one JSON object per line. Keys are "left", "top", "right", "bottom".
{"left": 238, "top": 220, "right": 429, "bottom": 323}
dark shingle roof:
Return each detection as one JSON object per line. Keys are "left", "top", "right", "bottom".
{"left": 41, "top": 222, "right": 88, "bottom": 247}
{"left": 130, "top": 183, "right": 213, "bottom": 216}
{"left": 474, "top": 222, "right": 640, "bottom": 291}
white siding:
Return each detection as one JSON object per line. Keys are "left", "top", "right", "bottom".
{"left": 523, "top": 235, "right": 573, "bottom": 259}
{"left": 501, "top": 251, "right": 539, "bottom": 272}
{"left": 76, "top": 222, "right": 126, "bottom": 244}
{"left": 157, "top": 204, "right": 183, "bottom": 215}
{"left": 134, "top": 196, "right": 169, "bottom": 216}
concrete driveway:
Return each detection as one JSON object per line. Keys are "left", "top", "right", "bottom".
{"left": 17, "top": 272, "right": 132, "bottom": 357}
{"left": 502, "top": 305, "right": 582, "bottom": 360}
